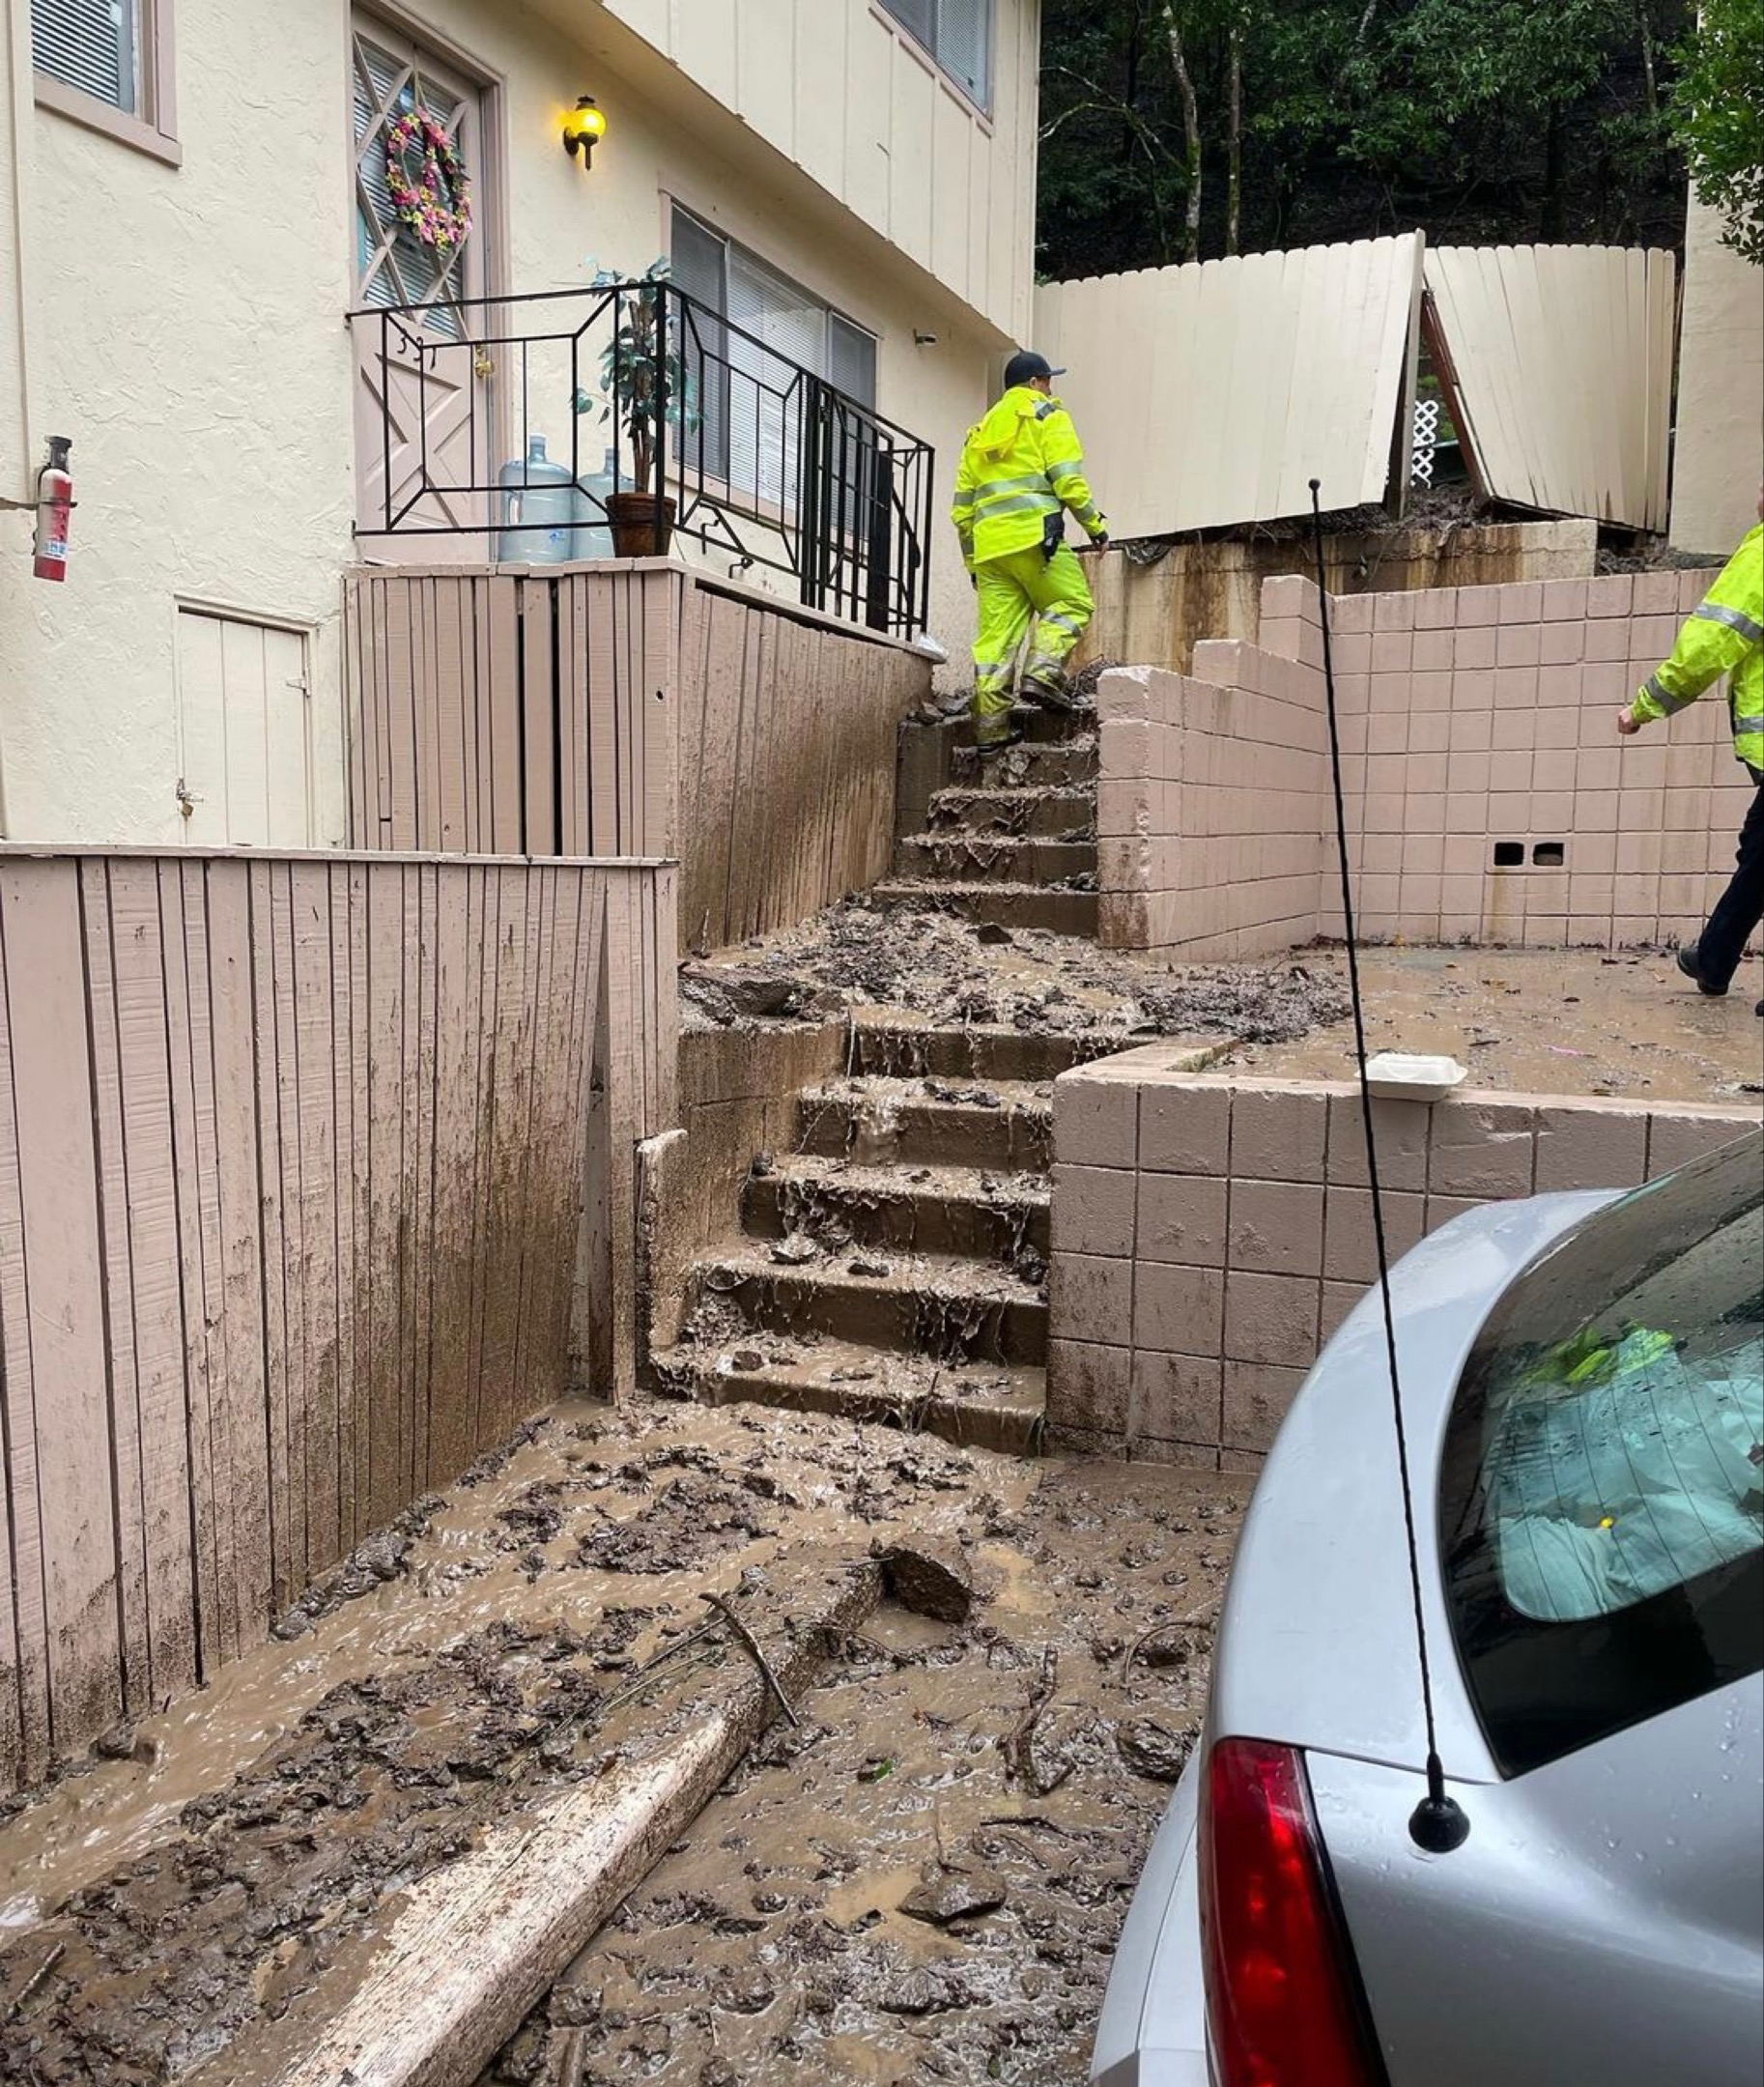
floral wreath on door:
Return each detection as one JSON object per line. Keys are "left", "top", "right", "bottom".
{"left": 384, "top": 109, "right": 472, "bottom": 252}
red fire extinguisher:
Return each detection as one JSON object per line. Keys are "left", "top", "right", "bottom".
{"left": 33, "top": 437, "right": 73, "bottom": 583}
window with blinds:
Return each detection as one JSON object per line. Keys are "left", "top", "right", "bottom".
{"left": 670, "top": 209, "right": 879, "bottom": 514}
{"left": 32, "top": 0, "right": 138, "bottom": 113}
{"left": 879, "top": 0, "right": 992, "bottom": 111}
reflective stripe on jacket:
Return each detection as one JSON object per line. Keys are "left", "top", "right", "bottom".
{"left": 1632, "top": 525, "right": 1764, "bottom": 771}
{"left": 952, "top": 386, "right": 1108, "bottom": 568}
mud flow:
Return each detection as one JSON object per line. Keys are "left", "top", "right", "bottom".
{"left": 0, "top": 1405, "right": 1241, "bottom": 2087}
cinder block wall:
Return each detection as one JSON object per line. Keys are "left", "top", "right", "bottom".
{"left": 1096, "top": 564, "right": 1754, "bottom": 959}
{"left": 1047, "top": 1053, "right": 1758, "bottom": 1471}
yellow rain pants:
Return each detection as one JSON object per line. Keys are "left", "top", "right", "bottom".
{"left": 971, "top": 544, "right": 1095, "bottom": 746}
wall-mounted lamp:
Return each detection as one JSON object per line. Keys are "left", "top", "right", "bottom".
{"left": 563, "top": 96, "right": 607, "bottom": 169}
{"left": 913, "top": 329, "right": 939, "bottom": 347}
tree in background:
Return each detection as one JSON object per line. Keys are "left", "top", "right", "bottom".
{"left": 1668, "top": 0, "right": 1764, "bottom": 262}
{"left": 1038, "top": 0, "right": 1693, "bottom": 281}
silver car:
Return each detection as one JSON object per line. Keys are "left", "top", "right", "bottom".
{"left": 1094, "top": 1128, "right": 1764, "bottom": 2087}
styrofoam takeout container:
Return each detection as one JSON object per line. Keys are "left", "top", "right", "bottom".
{"left": 1361, "top": 1051, "right": 1468, "bottom": 1102}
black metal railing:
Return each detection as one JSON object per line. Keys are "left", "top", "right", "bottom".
{"left": 349, "top": 279, "right": 935, "bottom": 640}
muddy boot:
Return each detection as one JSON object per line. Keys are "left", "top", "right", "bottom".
{"left": 976, "top": 720, "right": 1028, "bottom": 758}
{"left": 1019, "top": 675, "right": 1089, "bottom": 716}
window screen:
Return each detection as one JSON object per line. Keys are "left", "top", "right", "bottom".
{"left": 32, "top": 0, "right": 136, "bottom": 112}
{"left": 879, "top": 0, "right": 991, "bottom": 110}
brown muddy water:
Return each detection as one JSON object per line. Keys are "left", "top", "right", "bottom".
{"left": 0, "top": 1405, "right": 1242, "bottom": 2086}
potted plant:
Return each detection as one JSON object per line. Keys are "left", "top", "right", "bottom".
{"left": 578, "top": 259, "right": 697, "bottom": 557}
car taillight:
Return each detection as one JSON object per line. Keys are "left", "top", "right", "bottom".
{"left": 1200, "top": 1737, "right": 1383, "bottom": 2087}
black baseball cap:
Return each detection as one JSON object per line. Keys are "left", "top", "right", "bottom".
{"left": 1004, "top": 350, "right": 1065, "bottom": 388}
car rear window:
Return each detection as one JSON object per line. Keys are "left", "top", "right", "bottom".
{"left": 1441, "top": 1129, "right": 1764, "bottom": 1776}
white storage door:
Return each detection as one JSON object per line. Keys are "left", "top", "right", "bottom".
{"left": 175, "top": 610, "right": 314, "bottom": 847}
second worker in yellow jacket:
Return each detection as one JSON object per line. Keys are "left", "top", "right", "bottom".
{"left": 952, "top": 351, "right": 1110, "bottom": 755}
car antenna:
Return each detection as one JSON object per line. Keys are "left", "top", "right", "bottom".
{"left": 1308, "top": 480, "right": 1470, "bottom": 1857}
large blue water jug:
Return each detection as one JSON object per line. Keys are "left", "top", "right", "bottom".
{"left": 574, "top": 445, "right": 617, "bottom": 561}
{"left": 497, "top": 435, "right": 577, "bottom": 563}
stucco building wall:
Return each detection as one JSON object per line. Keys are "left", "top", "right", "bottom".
{"left": 0, "top": 0, "right": 1033, "bottom": 844}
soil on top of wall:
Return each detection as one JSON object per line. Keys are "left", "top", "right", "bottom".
{"left": 1229, "top": 945, "right": 1764, "bottom": 1104}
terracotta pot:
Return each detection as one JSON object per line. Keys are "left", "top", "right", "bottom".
{"left": 606, "top": 491, "right": 677, "bottom": 557}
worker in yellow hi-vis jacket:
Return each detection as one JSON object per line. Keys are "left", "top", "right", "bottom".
{"left": 952, "top": 351, "right": 1110, "bottom": 755}
{"left": 1619, "top": 486, "right": 1764, "bottom": 1016}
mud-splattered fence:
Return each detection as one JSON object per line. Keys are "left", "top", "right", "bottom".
{"left": 343, "top": 564, "right": 926, "bottom": 952}
{"left": 0, "top": 847, "right": 675, "bottom": 1793}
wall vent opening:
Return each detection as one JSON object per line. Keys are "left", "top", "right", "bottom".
{"left": 1492, "top": 841, "right": 1524, "bottom": 868}
{"left": 1531, "top": 841, "right": 1566, "bottom": 868}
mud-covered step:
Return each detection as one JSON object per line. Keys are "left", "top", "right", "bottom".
{"left": 687, "top": 1244, "right": 1047, "bottom": 1363}
{"left": 950, "top": 737, "right": 1098, "bottom": 789}
{"left": 869, "top": 880, "right": 1100, "bottom": 939}
{"left": 652, "top": 1340, "right": 1046, "bottom": 1456}
{"left": 849, "top": 1015, "right": 1142, "bottom": 1085}
{"left": 744, "top": 1155, "right": 1050, "bottom": 1260}
{"left": 795, "top": 1075, "right": 1053, "bottom": 1170}
{"left": 894, "top": 836, "right": 1097, "bottom": 887}
{"left": 927, "top": 786, "right": 1095, "bottom": 839}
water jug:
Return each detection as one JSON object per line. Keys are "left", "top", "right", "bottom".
{"left": 497, "top": 435, "right": 577, "bottom": 563}
{"left": 573, "top": 445, "right": 617, "bottom": 561}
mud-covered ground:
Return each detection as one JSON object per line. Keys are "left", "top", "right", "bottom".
{"left": 684, "top": 897, "right": 1351, "bottom": 1047}
{"left": 483, "top": 1452, "right": 1240, "bottom": 2087}
{"left": 0, "top": 1406, "right": 1240, "bottom": 2087}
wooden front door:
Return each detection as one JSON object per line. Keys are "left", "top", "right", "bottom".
{"left": 351, "top": 15, "right": 493, "bottom": 557}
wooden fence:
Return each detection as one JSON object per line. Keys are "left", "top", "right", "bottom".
{"left": 343, "top": 564, "right": 926, "bottom": 951}
{"left": 0, "top": 846, "right": 674, "bottom": 1793}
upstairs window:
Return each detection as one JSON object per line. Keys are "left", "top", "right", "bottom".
{"left": 879, "top": 0, "right": 992, "bottom": 112}
{"left": 32, "top": 0, "right": 177, "bottom": 160}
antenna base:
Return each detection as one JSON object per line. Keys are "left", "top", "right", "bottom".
{"left": 1408, "top": 1792, "right": 1470, "bottom": 1854}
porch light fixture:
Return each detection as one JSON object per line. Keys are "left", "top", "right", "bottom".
{"left": 563, "top": 96, "right": 607, "bottom": 168}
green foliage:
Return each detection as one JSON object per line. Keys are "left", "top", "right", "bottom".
{"left": 1038, "top": 0, "right": 1692, "bottom": 279}
{"left": 576, "top": 259, "right": 699, "bottom": 488}
{"left": 1668, "top": 0, "right": 1764, "bottom": 262}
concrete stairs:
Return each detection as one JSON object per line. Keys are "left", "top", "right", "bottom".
{"left": 654, "top": 701, "right": 1125, "bottom": 1455}
{"left": 874, "top": 703, "right": 1100, "bottom": 939}
{"left": 654, "top": 1015, "right": 1138, "bottom": 1454}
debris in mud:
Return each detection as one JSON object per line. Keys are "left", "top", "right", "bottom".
{"left": 472, "top": 1439, "right": 1243, "bottom": 2087}
{"left": 270, "top": 1495, "right": 444, "bottom": 1637}
{"left": 880, "top": 1541, "right": 977, "bottom": 1624}
{"left": 1115, "top": 1715, "right": 1199, "bottom": 1783}
{"left": 680, "top": 962, "right": 838, "bottom": 1028}
{"left": 688, "top": 892, "right": 1349, "bottom": 1045}
{"left": 900, "top": 1863, "right": 1009, "bottom": 1926}
{"left": 771, "top": 1232, "right": 820, "bottom": 1267}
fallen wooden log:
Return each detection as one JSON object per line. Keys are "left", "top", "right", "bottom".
{"left": 212, "top": 1555, "right": 878, "bottom": 2087}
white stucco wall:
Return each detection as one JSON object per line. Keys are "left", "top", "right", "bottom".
{"left": 0, "top": 0, "right": 355, "bottom": 845}
{"left": 1669, "top": 195, "right": 1764, "bottom": 557}
{"left": 0, "top": 0, "right": 1029, "bottom": 845}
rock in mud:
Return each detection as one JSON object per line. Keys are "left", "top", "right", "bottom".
{"left": 880, "top": 1542, "right": 976, "bottom": 1624}
{"left": 900, "top": 1865, "right": 1008, "bottom": 1926}
{"left": 771, "top": 1232, "right": 819, "bottom": 1267}
{"left": 1115, "top": 1715, "right": 1197, "bottom": 1782}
